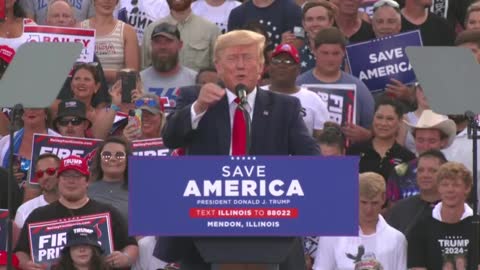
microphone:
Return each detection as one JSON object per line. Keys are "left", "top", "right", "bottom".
{"left": 235, "top": 84, "right": 248, "bottom": 106}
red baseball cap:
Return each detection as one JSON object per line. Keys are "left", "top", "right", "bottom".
{"left": 272, "top": 43, "right": 300, "bottom": 63}
{"left": 58, "top": 155, "right": 90, "bottom": 177}
{"left": 0, "top": 45, "right": 15, "bottom": 64}
{"left": 0, "top": 251, "right": 20, "bottom": 270}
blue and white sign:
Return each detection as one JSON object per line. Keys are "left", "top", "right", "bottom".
{"left": 129, "top": 156, "right": 359, "bottom": 236}
{"left": 346, "top": 30, "right": 423, "bottom": 93}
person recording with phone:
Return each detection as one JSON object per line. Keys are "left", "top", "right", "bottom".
{"left": 122, "top": 93, "right": 166, "bottom": 141}
{"left": 158, "top": 29, "right": 319, "bottom": 270}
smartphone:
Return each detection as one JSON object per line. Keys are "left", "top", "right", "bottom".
{"left": 293, "top": 26, "right": 305, "bottom": 39}
{"left": 120, "top": 70, "right": 137, "bottom": 104}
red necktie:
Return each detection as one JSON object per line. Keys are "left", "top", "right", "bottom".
{"left": 232, "top": 98, "right": 247, "bottom": 156}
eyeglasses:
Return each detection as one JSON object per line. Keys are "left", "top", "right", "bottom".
{"left": 57, "top": 117, "right": 84, "bottom": 127}
{"left": 373, "top": 0, "right": 400, "bottom": 11}
{"left": 35, "top": 167, "right": 57, "bottom": 179}
{"left": 271, "top": 58, "right": 297, "bottom": 65}
{"left": 135, "top": 98, "right": 158, "bottom": 108}
{"left": 101, "top": 151, "right": 126, "bottom": 161}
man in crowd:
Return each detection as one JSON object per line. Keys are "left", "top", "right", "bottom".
{"left": 335, "top": 0, "right": 375, "bottom": 43}
{"left": 142, "top": 0, "right": 220, "bottom": 71}
{"left": 298, "top": 0, "right": 335, "bottom": 73}
{"left": 268, "top": 43, "right": 329, "bottom": 137}
{"left": 158, "top": 30, "right": 319, "bottom": 270}
{"left": 408, "top": 162, "right": 478, "bottom": 269}
{"left": 141, "top": 23, "right": 197, "bottom": 107}
{"left": 314, "top": 172, "right": 406, "bottom": 270}
{"left": 20, "top": 0, "right": 94, "bottom": 25}
{"left": 317, "top": 122, "right": 346, "bottom": 156}
{"left": 455, "top": 29, "right": 480, "bottom": 63}
{"left": 296, "top": 27, "right": 375, "bottom": 143}
{"left": 14, "top": 154, "right": 60, "bottom": 229}
{"left": 387, "top": 110, "right": 456, "bottom": 204}
{"left": 401, "top": 0, "right": 455, "bottom": 46}
{"left": 384, "top": 149, "right": 447, "bottom": 236}
{"left": 53, "top": 99, "right": 91, "bottom": 138}
{"left": 15, "top": 156, "right": 138, "bottom": 270}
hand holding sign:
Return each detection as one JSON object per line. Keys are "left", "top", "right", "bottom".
{"left": 341, "top": 122, "right": 372, "bottom": 143}
{"left": 105, "top": 251, "right": 131, "bottom": 268}
{"left": 385, "top": 78, "right": 415, "bottom": 103}
{"left": 18, "top": 260, "right": 47, "bottom": 270}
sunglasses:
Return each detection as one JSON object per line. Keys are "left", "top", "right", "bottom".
{"left": 373, "top": 0, "right": 400, "bottom": 10}
{"left": 35, "top": 167, "right": 57, "bottom": 179}
{"left": 135, "top": 98, "right": 158, "bottom": 108}
{"left": 271, "top": 58, "right": 297, "bottom": 65}
{"left": 101, "top": 151, "right": 126, "bottom": 161}
{"left": 57, "top": 117, "right": 84, "bottom": 127}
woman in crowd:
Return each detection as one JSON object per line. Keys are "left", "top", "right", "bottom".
{"left": 123, "top": 93, "right": 165, "bottom": 141}
{"left": 80, "top": 0, "right": 139, "bottom": 84}
{"left": 0, "top": 108, "right": 59, "bottom": 202}
{"left": 347, "top": 97, "right": 416, "bottom": 181}
{"left": 89, "top": 136, "right": 130, "bottom": 221}
{"left": 52, "top": 226, "right": 109, "bottom": 270}
{"left": 0, "top": 0, "right": 35, "bottom": 51}
{"left": 465, "top": 2, "right": 480, "bottom": 30}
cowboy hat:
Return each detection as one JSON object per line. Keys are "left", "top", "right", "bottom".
{"left": 404, "top": 109, "right": 457, "bottom": 148}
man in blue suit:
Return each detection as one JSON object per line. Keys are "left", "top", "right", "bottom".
{"left": 158, "top": 30, "right": 319, "bottom": 270}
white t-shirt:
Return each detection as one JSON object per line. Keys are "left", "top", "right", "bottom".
{"left": 14, "top": 195, "right": 48, "bottom": 228}
{"left": 115, "top": 0, "right": 170, "bottom": 45}
{"left": 313, "top": 216, "right": 407, "bottom": 270}
{"left": 264, "top": 86, "right": 329, "bottom": 135}
{"left": 132, "top": 236, "right": 168, "bottom": 270}
{"left": 191, "top": 0, "right": 241, "bottom": 34}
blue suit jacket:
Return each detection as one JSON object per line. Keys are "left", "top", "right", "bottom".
{"left": 162, "top": 85, "right": 320, "bottom": 155}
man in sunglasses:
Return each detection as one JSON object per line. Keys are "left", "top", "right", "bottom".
{"left": 53, "top": 99, "right": 92, "bottom": 138}
{"left": 268, "top": 43, "right": 329, "bottom": 138}
{"left": 15, "top": 155, "right": 138, "bottom": 270}
{"left": 14, "top": 154, "right": 61, "bottom": 230}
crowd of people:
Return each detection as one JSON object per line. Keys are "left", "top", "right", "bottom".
{"left": 0, "top": 0, "right": 480, "bottom": 268}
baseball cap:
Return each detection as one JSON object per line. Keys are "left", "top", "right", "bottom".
{"left": 151, "top": 23, "right": 181, "bottom": 40}
{"left": 135, "top": 93, "right": 165, "bottom": 114}
{"left": 62, "top": 226, "right": 104, "bottom": 254}
{"left": 0, "top": 45, "right": 15, "bottom": 64}
{"left": 58, "top": 155, "right": 90, "bottom": 177}
{"left": 0, "top": 251, "right": 20, "bottom": 270}
{"left": 54, "top": 99, "right": 92, "bottom": 128}
{"left": 272, "top": 44, "right": 300, "bottom": 64}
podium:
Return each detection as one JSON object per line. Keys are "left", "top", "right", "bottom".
{"left": 194, "top": 237, "right": 300, "bottom": 270}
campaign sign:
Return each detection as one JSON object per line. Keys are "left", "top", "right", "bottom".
{"left": 345, "top": 31, "right": 423, "bottom": 93}
{"left": 129, "top": 156, "right": 359, "bottom": 236}
{"left": 29, "top": 134, "right": 103, "bottom": 184}
{"left": 23, "top": 25, "right": 95, "bottom": 62}
{"left": 131, "top": 138, "right": 172, "bottom": 157}
{"left": 0, "top": 0, "right": 5, "bottom": 21}
{"left": 302, "top": 84, "right": 356, "bottom": 126}
{"left": 0, "top": 209, "right": 7, "bottom": 250}
{"left": 28, "top": 213, "right": 114, "bottom": 265}
{"left": 358, "top": 0, "right": 376, "bottom": 17}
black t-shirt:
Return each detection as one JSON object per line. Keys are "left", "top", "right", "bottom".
{"left": 401, "top": 12, "right": 455, "bottom": 46}
{"left": 348, "top": 20, "right": 376, "bottom": 44}
{"left": 14, "top": 199, "right": 137, "bottom": 255}
{"left": 384, "top": 195, "right": 438, "bottom": 236}
{"left": 347, "top": 140, "right": 416, "bottom": 182}
{"left": 408, "top": 215, "right": 479, "bottom": 269}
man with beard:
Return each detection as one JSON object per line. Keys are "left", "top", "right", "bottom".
{"left": 14, "top": 156, "right": 138, "bottom": 270}
{"left": 142, "top": 0, "right": 220, "bottom": 71}
{"left": 140, "top": 23, "right": 198, "bottom": 104}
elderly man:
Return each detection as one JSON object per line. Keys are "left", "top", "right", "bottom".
{"left": 158, "top": 30, "right": 319, "bottom": 270}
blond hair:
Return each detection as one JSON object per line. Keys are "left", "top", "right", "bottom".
{"left": 213, "top": 30, "right": 266, "bottom": 65}
{"left": 436, "top": 162, "right": 473, "bottom": 187}
{"left": 359, "top": 172, "right": 386, "bottom": 199}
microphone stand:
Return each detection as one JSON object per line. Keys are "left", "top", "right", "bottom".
{"left": 7, "top": 104, "right": 23, "bottom": 270}
{"left": 466, "top": 110, "right": 479, "bottom": 270}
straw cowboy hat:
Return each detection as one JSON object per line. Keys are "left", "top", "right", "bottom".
{"left": 404, "top": 109, "right": 457, "bottom": 148}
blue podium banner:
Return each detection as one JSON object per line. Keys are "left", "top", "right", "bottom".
{"left": 129, "top": 156, "right": 359, "bottom": 236}
{"left": 346, "top": 31, "right": 422, "bottom": 93}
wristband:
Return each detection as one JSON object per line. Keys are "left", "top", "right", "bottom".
{"left": 109, "top": 104, "right": 121, "bottom": 112}
{"left": 122, "top": 252, "right": 132, "bottom": 265}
